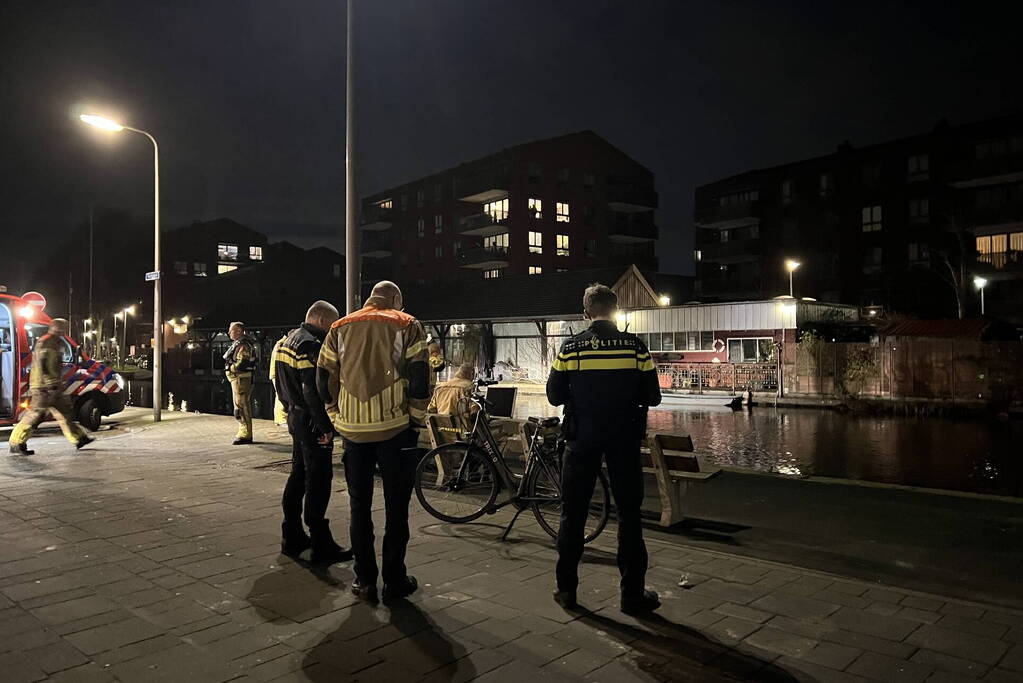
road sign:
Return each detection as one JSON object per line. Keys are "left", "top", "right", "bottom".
{"left": 145, "top": 271, "right": 161, "bottom": 282}
{"left": 22, "top": 291, "right": 47, "bottom": 310}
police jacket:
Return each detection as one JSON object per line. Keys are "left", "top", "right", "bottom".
{"left": 273, "top": 323, "right": 334, "bottom": 437}
{"left": 546, "top": 320, "right": 661, "bottom": 444}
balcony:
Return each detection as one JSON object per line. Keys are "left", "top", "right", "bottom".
{"left": 608, "top": 220, "right": 658, "bottom": 243}
{"left": 607, "top": 182, "right": 658, "bottom": 212}
{"left": 458, "top": 245, "right": 510, "bottom": 270}
{"left": 698, "top": 238, "right": 762, "bottom": 264}
{"left": 362, "top": 231, "right": 392, "bottom": 259}
{"left": 695, "top": 202, "right": 761, "bottom": 230}
{"left": 948, "top": 155, "right": 1023, "bottom": 189}
{"left": 361, "top": 206, "right": 393, "bottom": 231}
{"left": 459, "top": 212, "right": 510, "bottom": 237}
{"left": 977, "top": 251, "right": 1023, "bottom": 270}
{"left": 454, "top": 170, "right": 510, "bottom": 203}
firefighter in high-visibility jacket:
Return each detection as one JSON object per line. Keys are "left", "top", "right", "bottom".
{"left": 224, "top": 321, "right": 256, "bottom": 445}
{"left": 9, "top": 318, "right": 94, "bottom": 455}
{"left": 546, "top": 284, "right": 662, "bottom": 615}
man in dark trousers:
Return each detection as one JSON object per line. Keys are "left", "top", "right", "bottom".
{"left": 547, "top": 284, "right": 662, "bottom": 614}
{"left": 317, "top": 281, "right": 430, "bottom": 603}
{"left": 273, "top": 300, "right": 353, "bottom": 564}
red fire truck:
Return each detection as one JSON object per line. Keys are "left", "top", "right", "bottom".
{"left": 0, "top": 290, "right": 126, "bottom": 431}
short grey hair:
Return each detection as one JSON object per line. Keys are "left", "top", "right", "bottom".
{"left": 305, "top": 300, "right": 339, "bottom": 322}
{"left": 229, "top": 321, "right": 245, "bottom": 331}
{"left": 49, "top": 318, "right": 69, "bottom": 334}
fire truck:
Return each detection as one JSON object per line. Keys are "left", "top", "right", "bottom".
{"left": 0, "top": 290, "right": 126, "bottom": 432}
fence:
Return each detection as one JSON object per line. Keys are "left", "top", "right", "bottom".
{"left": 656, "top": 362, "right": 778, "bottom": 394}
{"left": 783, "top": 339, "right": 1023, "bottom": 404}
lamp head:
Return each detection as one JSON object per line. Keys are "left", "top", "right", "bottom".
{"left": 785, "top": 259, "right": 801, "bottom": 273}
{"left": 973, "top": 276, "right": 988, "bottom": 289}
{"left": 658, "top": 295, "right": 671, "bottom": 307}
{"left": 80, "top": 114, "right": 124, "bottom": 132}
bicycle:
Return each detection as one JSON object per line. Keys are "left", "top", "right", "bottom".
{"left": 414, "top": 379, "right": 610, "bottom": 543}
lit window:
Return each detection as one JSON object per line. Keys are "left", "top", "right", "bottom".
{"left": 174, "top": 261, "right": 188, "bottom": 275}
{"left": 379, "top": 199, "right": 393, "bottom": 209}
{"left": 484, "top": 233, "right": 509, "bottom": 250}
{"left": 483, "top": 198, "right": 508, "bottom": 221}
{"left": 1011, "top": 232, "right": 1023, "bottom": 252}
{"left": 976, "top": 235, "right": 991, "bottom": 255}
{"left": 693, "top": 250, "right": 702, "bottom": 262}
{"left": 528, "top": 198, "right": 542, "bottom": 219}
{"left": 249, "top": 245, "right": 263, "bottom": 261}
{"left": 434, "top": 214, "right": 443, "bottom": 234}
{"left": 861, "top": 205, "right": 882, "bottom": 232}
{"left": 529, "top": 231, "right": 543, "bottom": 254}
{"left": 529, "top": 266, "right": 543, "bottom": 276}
{"left": 417, "top": 219, "right": 425, "bottom": 238}
{"left": 218, "top": 243, "right": 238, "bottom": 261}
{"left": 556, "top": 234, "right": 570, "bottom": 256}
{"left": 434, "top": 245, "right": 443, "bottom": 259}
{"left": 218, "top": 264, "right": 237, "bottom": 275}
{"left": 556, "top": 202, "right": 570, "bottom": 223}
{"left": 483, "top": 269, "right": 502, "bottom": 279}
{"left": 908, "top": 154, "right": 929, "bottom": 180}
{"left": 908, "top": 198, "right": 930, "bottom": 223}
{"left": 193, "top": 262, "right": 208, "bottom": 277}
{"left": 727, "top": 337, "right": 776, "bottom": 363}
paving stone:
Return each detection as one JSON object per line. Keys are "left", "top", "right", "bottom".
{"left": 935, "top": 613, "right": 1010, "bottom": 640}
{"left": 714, "top": 601, "right": 774, "bottom": 624}
{"left": 827, "top": 606, "right": 922, "bottom": 642}
{"left": 849, "top": 651, "right": 934, "bottom": 683}
{"left": 498, "top": 632, "right": 577, "bottom": 667}
{"left": 907, "top": 624, "right": 1009, "bottom": 666}
{"left": 691, "top": 578, "right": 770, "bottom": 605}
{"left": 752, "top": 592, "right": 842, "bottom": 621}
{"left": 777, "top": 656, "right": 869, "bottom": 683}
{"left": 901, "top": 596, "right": 945, "bottom": 612}
{"left": 824, "top": 628, "right": 918, "bottom": 660}
{"left": 63, "top": 615, "right": 166, "bottom": 655}
{"left": 985, "top": 667, "right": 1023, "bottom": 682}
{"left": 1000, "top": 644, "right": 1023, "bottom": 673}
{"left": 744, "top": 626, "right": 819, "bottom": 658}
{"left": 800, "top": 641, "right": 863, "bottom": 671}
{"left": 911, "top": 648, "right": 990, "bottom": 677}
{"left": 864, "top": 587, "right": 908, "bottom": 604}
{"left": 940, "top": 602, "right": 986, "bottom": 620}
{"left": 543, "top": 647, "right": 615, "bottom": 677}
{"left": 895, "top": 606, "right": 943, "bottom": 624}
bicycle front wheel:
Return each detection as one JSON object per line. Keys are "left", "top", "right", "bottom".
{"left": 415, "top": 443, "right": 499, "bottom": 524}
{"left": 529, "top": 462, "right": 610, "bottom": 544}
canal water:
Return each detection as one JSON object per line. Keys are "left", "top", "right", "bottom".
{"left": 128, "top": 380, "right": 1023, "bottom": 498}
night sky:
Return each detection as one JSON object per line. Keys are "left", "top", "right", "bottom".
{"left": 2, "top": 0, "right": 1021, "bottom": 292}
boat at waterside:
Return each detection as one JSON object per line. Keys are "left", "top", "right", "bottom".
{"left": 660, "top": 393, "right": 745, "bottom": 410}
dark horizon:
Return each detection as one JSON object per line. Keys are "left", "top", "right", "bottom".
{"left": 2, "top": 0, "right": 1022, "bottom": 293}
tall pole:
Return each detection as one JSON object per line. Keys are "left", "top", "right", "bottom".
{"left": 122, "top": 312, "right": 129, "bottom": 365}
{"left": 88, "top": 208, "right": 94, "bottom": 353}
{"left": 345, "top": 0, "right": 359, "bottom": 314}
{"left": 788, "top": 271, "right": 794, "bottom": 298}
{"left": 980, "top": 286, "right": 985, "bottom": 315}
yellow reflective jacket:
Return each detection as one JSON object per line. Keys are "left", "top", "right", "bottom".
{"left": 317, "top": 297, "right": 431, "bottom": 443}
{"left": 29, "top": 333, "right": 65, "bottom": 389}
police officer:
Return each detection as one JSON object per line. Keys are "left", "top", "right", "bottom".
{"left": 273, "top": 301, "right": 353, "bottom": 563}
{"left": 9, "top": 318, "right": 94, "bottom": 455}
{"left": 224, "top": 321, "right": 256, "bottom": 445}
{"left": 546, "top": 284, "right": 662, "bottom": 614}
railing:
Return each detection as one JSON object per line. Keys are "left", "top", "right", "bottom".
{"left": 460, "top": 212, "right": 509, "bottom": 234}
{"left": 606, "top": 182, "right": 658, "bottom": 210}
{"left": 458, "top": 245, "right": 510, "bottom": 267}
{"left": 656, "top": 362, "right": 778, "bottom": 394}
{"left": 977, "top": 251, "right": 1022, "bottom": 269}
{"left": 694, "top": 202, "right": 761, "bottom": 228}
{"left": 609, "top": 220, "right": 658, "bottom": 241}
{"left": 361, "top": 206, "right": 393, "bottom": 230}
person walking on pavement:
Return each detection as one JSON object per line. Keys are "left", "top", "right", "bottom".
{"left": 9, "top": 318, "right": 94, "bottom": 455}
{"left": 316, "top": 281, "right": 430, "bottom": 603}
{"left": 224, "top": 321, "right": 256, "bottom": 445}
{"left": 273, "top": 301, "right": 353, "bottom": 564}
{"left": 546, "top": 284, "right": 662, "bottom": 615}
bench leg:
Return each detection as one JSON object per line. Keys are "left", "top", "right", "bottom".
{"left": 657, "top": 479, "right": 690, "bottom": 527}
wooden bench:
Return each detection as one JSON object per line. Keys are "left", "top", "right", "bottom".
{"left": 641, "top": 433, "right": 721, "bottom": 527}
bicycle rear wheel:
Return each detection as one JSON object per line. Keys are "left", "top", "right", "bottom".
{"left": 528, "top": 462, "right": 610, "bottom": 544}
{"left": 415, "top": 443, "right": 499, "bottom": 524}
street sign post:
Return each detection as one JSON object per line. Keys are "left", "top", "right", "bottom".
{"left": 145, "top": 271, "right": 161, "bottom": 282}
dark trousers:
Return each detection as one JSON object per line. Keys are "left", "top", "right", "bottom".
{"left": 343, "top": 429, "right": 418, "bottom": 585}
{"left": 281, "top": 422, "right": 334, "bottom": 530}
{"left": 556, "top": 438, "right": 648, "bottom": 597}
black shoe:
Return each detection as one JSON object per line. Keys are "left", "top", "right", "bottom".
{"left": 232, "top": 437, "right": 253, "bottom": 445}
{"left": 382, "top": 576, "right": 418, "bottom": 602}
{"left": 9, "top": 443, "right": 34, "bottom": 456}
{"left": 351, "top": 578, "right": 378, "bottom": 603}
{"left": 309, "top": 519, "right": 354, "bottom": 564}
{"left": 280, "top": 522, "right": 312, "bottom": 558}
{"left": 553, "top": 589, "right": 578, "bottom": 610}
{"left": 621, "top": 589, "right": 661, "bottom": 615}
{"left": 75, "top": 435, "right": 95, "bottom": 450}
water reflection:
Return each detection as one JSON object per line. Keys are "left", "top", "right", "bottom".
{"left": 129, "top": 380, "right": 1021, "bottom": 497}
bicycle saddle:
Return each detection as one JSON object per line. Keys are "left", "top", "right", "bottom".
{"left": 538, "top": 417, "right": 560, "bottom": 428}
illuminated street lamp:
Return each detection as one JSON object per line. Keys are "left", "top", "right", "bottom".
{"left": 658, "top": 295, "right": 671, "bottom": 307}
{"left": 974, "top": 276, "right": 988, "bottom": 315}
{"left": 784, "top": 259, "right": 801, "bottom": 298}
{"left": 121, "top": 306, "right": 137, "bottom": 365}
{"left": 80, "top": 113, "right": 163, "bottom": 421}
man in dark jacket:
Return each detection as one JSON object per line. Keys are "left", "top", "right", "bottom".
{"left": 547, "top": 284, "right": 662, "bottom": 614}
{"left": 274, "top": 300, "right": 352, "bottom": 564}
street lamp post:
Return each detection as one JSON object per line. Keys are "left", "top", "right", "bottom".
{"left": 785, "top": 259, "right": 801, "bottom": 298}
{"left": 80, "top": 114, "right": 162, "bottom": 422}
{"left": 121, "top": 305, "right": 136, "bottom": 365}
{"left": 345, "top": 0, "right": 359, "bottom": 313}
{"left": 974, "top": 276, "right": 988, "bottom": 315}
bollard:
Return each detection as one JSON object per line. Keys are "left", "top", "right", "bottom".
{"left": 168, "top": 392, "right": 175, "bottom": 412}
{"left": 180, "top": 400, "right": 188, "bottom": 413}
